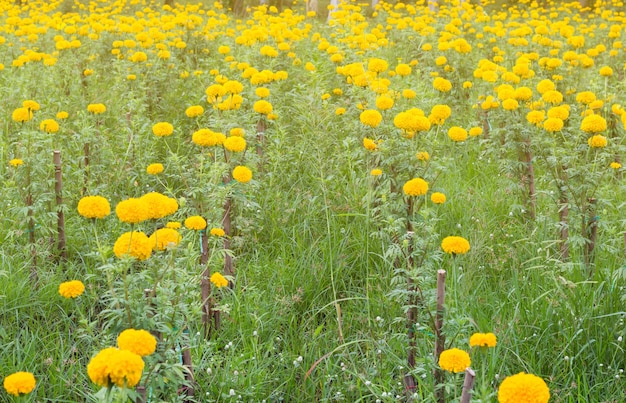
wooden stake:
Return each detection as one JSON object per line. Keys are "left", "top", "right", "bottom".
{"left": 82, "top": 143, "right": 90, "bottom": 196}
{"left": 200, "top": 229, "right": 218, "bottom": 338}
{"left": 53, "top": 151, "right": 66, "bottom": 260}
{"left": 181, "top": 343, "right": 195, "bottom": 401}
{"left": 405, "top": 230, "right": 417, "bottom": 394}
{"left": 222, "top": 196, "right": 234, "bottom": 278}
{"left": 460, "top": 368, "right": 476, "bottom": 403}
{"left": 433, "top": 269, "right": 447, "bottom": 403}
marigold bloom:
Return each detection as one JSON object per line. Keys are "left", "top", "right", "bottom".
{"left": 210, "top": 228, "right": 225, "bottom": 237}
{"left": 256, "top": 87, "right": 270, "bottom": 98}
{"left": 78, "top": 195, "right": 111, "bottom": 219}
{"left": 146, "top": 163, "right": 164, "bottom": 175}
{"left": 118, "top": 329, "right": 157, "bottom": 357}
{"left": 224, "top": 136, "right": 246, "bottom": 152}
{"left": 395, "top": 64, "right": 411, "bottom": 76}
{"left": 185, "top": 105, "right": 204, "bottom": 118}
{"left": 403, "top": 178, "right": 429, "bottom": 196}
{"left": 547, "top": 106, "right": 569, "bottom": 120}
{"left": 3, "top": 371, "right": 36, "bottom": 396}
{"left": 230, "top": 128, "right": 245, "bottom": 137}
{"left": 152, "top": 122, "right": 174, "bottom": 137}
{"left": 363, "top": 137, "right": 377, "bottom": 151}
{"left": 580, "top": 114, "right": 607, "bottom": 133}
{"left": 599, "top": 66, "right": 613, "bottom": 77}
{"left": 469, "top": 127, "right": 483, "bottom": 137}
{"left": 254, "top": 100, "right": 273, "bottom": 115}
{"left": 40, "top": 119, "right": 60, "bottom": 133}
{"left": 12, "top": 107, "right": 32, "bottom": 122}
{"left": 610, "top": 162, "right": 622, "bottom": 169}
{"left": 469, "top": 332, "right": 497, "bottom": 347}
{"left": 59, "top": 280, "right": 85, "bottom": 298}
{"left": 149, "top": 228, "right": 181, "bottom": 251}
{"left": 526, "top": 110, "right": 545, "bottom": 126}
{"left": 576, "top": 91, "right": 596, "bottom": 105}
{"left": 9, "top": 158, "right": 24, "bottom": 167}
{"left": 438, "top": 348, "right": 471, "bottom": 373}
{"left": 429, "top": 105, "right": 452, "bottom": 125}
{"left": 543, "top": 117, "right": 564, "bottom": 132}
{"left": 116, "top": 198, "right": 149, "bottom": 224}
{"left": 448, "top": 127, "right": 468, "bottom": 142}
{"left": 22, "top": 100, "right": 40, "bottom": 111}
{"left": 87, "top": 103, "right": 106, "bottom": 114}
{"left": 367, "top": 58, "right": 388, "bottom": 73}
{"left": 232, "top": 165, "right": 253, "bottom": 183}
{"left": 87, "top": 348, "right": 145, "bottom": 388}
{"left": 441, "top": 236, "right": 470, "bottom": 254}
{"left": 184, "top": 216, "right": 207, "bottom": 230}
{"left": 588, "top": 135, "right": 607, "bottom": 148}
{"left": 166, "top": 221, "right": 181, "bottom": 229}
{"left": 502, "top": 99, "right": 519, "bottom": 111}
{"left": 498, "top": 372, "right": 550, "bottom": 403}
{"left": 431, "top": 192, "right": 446, "bottom": 204}
{"left": 370, "top": 168, "right": 382, "bottom": 176}
{"left": 360, "top": 109, "right": 383, "bottom": 128}
{"left": 416, "top": 151, "right": 430, "bottom": 161}
{"left": 113, "top": 231, "right": 153, "bottom": 260}
{"left": 56, "top": 111, "right": 69, "bottom": 119}
{"left": 433, "top": 77, "right": 452, "bottom": 92}
{"left": 210, "top": 272, "right": 229, "bottom": 288}
{"left": 192, "top": 129, "right": 225, "bottom": 147}
{"left": 375, "top": 95, "right": 394, "bottom": 111}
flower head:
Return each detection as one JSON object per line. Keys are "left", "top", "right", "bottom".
{"left": 116, "top": 198, "right": 149, "bottom": 224}
{"left": 152, "top": 122, "right": 174, "bottom": 137}
{"left": 433, "top": 77, "right": 452, "bottom": 92}
{"left": 588, "top": 135, "right": 607, "bottom": 148}
{"left": 146, "top": 163, "right": 164, "bottom": 175}
{"left": 184, "top": 216, "right": 207, "bottom": 230}
{"left": 87, "top": 348, "right": 145, "bottom": 388}
{"left": 210, "top": 228, "right": 225, "bottom": 237}
{"left": 610, "top": 162, "right": 622, "bottom": 169}
{"left": 9, "top": 158, "right": 24, "bottom": 167}
{"left": 140, "top": 192, "right": 178, "bottom": 220}
{"left": 363, "top": 137, "right": 377, "bottom": 151}
{"left": 3, "top": 371, "right": 36, "bottom": 396}
{"left": 254, "top": 100, "right": 273, "bottom": 115}
{"left": 403, "top": 178, "right": 429, "bottom": 196}
{"left": 59, "top": 280, "right": 85, "bottom": 298}
{"left": 232, "top": 166, "right": 252, "bottom": 183}
{"left": 360, "top": 109, "right": 383, "bottom": 128}
{"left": 78, "top": 196, "right": 111, "bottom": 219}
{"left": 192, "top": 129, "right": 226, "bottom": 147}
{"left": 580, "top": 114, "right": 607, "bottom": 134}
{"left": 469, "top": 332, "right": 497, "bottom": 347}
{"left": 149, "top": 228, "right": 181, "bottom": 251}
{"left": 12, "top": 107, "right": 32, "bottom": 122}
{"left": 40, "top": 119, "right": 60, "bottom": 133}
{"left": 117, "top": 329, "right": 157, "bottom": 357}
{"left": 498, "top": 372, "right": 550, "bottom": 403}
{"left": 370, "top": 168, "right": 382, "bottom": 176}
{"left": 448, "top": 126, "right": 468, "bottom": 142}
{"left": 438, "top": 348, "right": 470, "bottom": 373}
{"left": 87, "top": 103, "right": 106, "bottom": 114}
{"left": 185, "top": 105, "right": 204, "bottom": 118}
{"left": 113, "top": 231, "right": 153, "bottom": 261}
{"left": 431, "top": 192, "right": 446, "bottom": 204}
{"left": 416, "top": 151, "right": 430, "bottom": 161}
{"left": 441, "top": 236, "right": 470, "bottom": 254}
{"left": 210, "top": 272, "right": 229, "bottom": 288}
{"left": 224, "top": 136, "right": 246, "bottom": 152}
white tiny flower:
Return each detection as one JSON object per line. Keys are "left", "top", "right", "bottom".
{"left": 234, "top": 370, "right": 239, "bottom": 376}
{"left": 509, "top": 212, "right": 513, "bottom": 216}
{"left": 457, "top": 223, "right": 462, "bottom": 228}
{"left": 229, "top": 389, "right": 235, "bottom": 396}
{"left": 365, "top": 380, "right": 371, "bottom": 386}
{"left": 376, "top": 316, "right": 382, "bottom": 322}
{"left": 253, "top": 330, "right": 258, "bottom": 336}
{"left": 206, "top": 368, "right": 212, "bottom": 375}
{"left": 297, "top": 356, "right": 303, "bottom": 362}
{"left": 564, "top": 356, "right": 569, "bottom": 361}
{"left": 618, "top": 336, "right": 623, "bottom": 342}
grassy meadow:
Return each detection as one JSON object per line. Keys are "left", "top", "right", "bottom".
{"left": 1, "top": 0, "right": 626, "bottom": 401}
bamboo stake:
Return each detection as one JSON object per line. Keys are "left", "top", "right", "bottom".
{"left": 460, "top": 368, "right": 476, "bottom": 403}
{"left": 181, "top": 345, "right": 195, "bottom": 401}
{"left": 200, "top": 230, "right": 219, "bottom": 338}
{"left": 53, "top": 151, "right": 66, "bottom": 260}
{"left": 433, "top": 269, "right": 447, "bottom": 403}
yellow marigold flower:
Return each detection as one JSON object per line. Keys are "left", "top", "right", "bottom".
{"left": 210, "top": 272, "right": 229, "bottom": 288}
{"left": 580, "top": 114, "right": 607, "bottom": 133}
{"left": 441, "top": 236, "right": 470, "bottom": 254}
{"left": 223, "top": 80, "right": 244, "bottom": 94}
{"left": 224, "top": 136, "right": 246, "bottom": 152}
{"left": 152, "top": 122, "right": 174, "bottom": 137}
{"left": 395, "top": 63, "right": 411, "bottom": 76}
{"left": 599, "top": 66, "right": 613, "bottom": 77}
{"left": 367, "top": 58, "right": 388, "bottom": 73}
{"left": 232, "top": 165, "right": 253, "bottom": 183}
{"left": 463, "top": 81, "right": 473, "bottom": 89}
{"left": 22, "top": 100, "right": 40, "bottom": 111}
{"left": 40, "top": 119, "right": 60, "bottom": 133}
{"left": 93, "top": 348, "right": 144, "bottom": 388}
{"left": 541, "top": 90, "right": 563, "bottom": 105}
{"left": 185, "top": 105, "right": 204, "bottom": 118}
{"left": 498, "top": 372, "right": 550, "bottom": 403}
{"left": 514, "top": 87, "right": 532, "bottom": 101}
{"left": 78, "top": 195, "right": 111, "bottom": 219}
{"left": 431, "top": 192, "right": 446, "bottom": 204}
{"left": 438, "top": 348, "right": 471, "bottom": 373}
{"left": 589, "top": 100, "right": 604, "bottom": 110}
{"left": 588, "top": 135, "right": 607, "bottom": 148}
{"left": 87, "top": 347, "right": 119, "bottom": 387}
{"left": 536, "top": 79, "right": 555, "bottom": 94}
{"left": 416, "top": 151, "right": 430, "bottom": 161}
{"left": 403, "top": 178, "right": 429, "bottom": 196}
{"left": 547, "top": 106, "right": 569, "bottom": 120}
{"left": 335, "top": 107, "right": 346, "bottom": 115}
{"left": 3, "top": 372, "right": 36, "bottom": 396}
{"left": 229, "top": 128, "right": 244, "bottom": 137}
{"left": 127, "top": 74, "right": 137, "bottom": 80}
{"left": 184, "top": 216, "right": 206, "bottom": 231}
{"left": 59, "top": 280, "right": 85, "bottom": 298}
{"left": 360, "top": 109, "right": 383, "bottom": 128}
{"left": 149, "top": 228, "right": 181, "bottom": 251}
{"left": 305, "top": 62, "right": 316, "bottom": 72}
{"left": 543, "top": 117, "right": 564, "bottom": 132}
{"left": 433, "top": 77, "right": 452, "bottom": 92}
{"left": 210, "top": 228, "right": 225, "bottom": 237}
{"left": 576, "top": 91, "right": 596, "bottom": 105}
{"left": 9, "top": 158, "right": 24, "bottom": 167}
{"left": 469, "top": 127, "right": 483, "bottom": 137}
{"left": 369, "top": 169, "right": 382, "bottom": 177}
{"left": 117, "top": 329, "right": 157, "bottom": 357}
{"left": 254, "top": 100, "right": 273, "bottom": 115}
{"left": 469, "top": 332, "right": 497, "bottom": 347}
{"left": 12, "top": 107, "right": 32, "bottom": 123}
{"left": 448, "top": 126, "right": 468, "bottom": 142}
{"left": 502, "top": 99, "right": 519, "bottom": 111}
{"left": 166, "top": 221, "right": 181, "bottom": 229}
{"left": 429, "top": 104, "right": 452, "bottom": 124}
{"left": 113, "top": 231, "right": 153, "bottom": 260}
{"left": 87, "top": 103, "right": 106, "bottom": 114}
{"left": 610, "top": 162, "right": 622, "bottom": 169}
{"left": 192, "top": 129, "right": 226, "bottom": 147}
{"left": 146, "top": 163, "right": 164, "bottom": 175}
{"left": 256, "top": 87, "right": 270, "bottom": 98}
{"left": 363, "top": 137, "right": 377, "bottom": 151}
{"left": 526, "top": 110, "right": 545, "bottom": 126}
{"left": 56, "top": 111, "right": 69, "bottom": 119}
{"left": 218, "top": 45, "right": 230, "bottom": 54}
{"left": 116, "top": 198, "right": 150, "bottom": 224}
{"left": 376, "top": 95, "right": 394, "bottom": 111}
{"left": 394, "top": 109, "right": 431, "bottom": 132}
{"left": 402, "top": 89, "right": 417, "bottom": 99}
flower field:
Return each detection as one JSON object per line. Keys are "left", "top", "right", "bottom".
{"left": 1, "top": 0, "right": 626, "bottom": 401}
